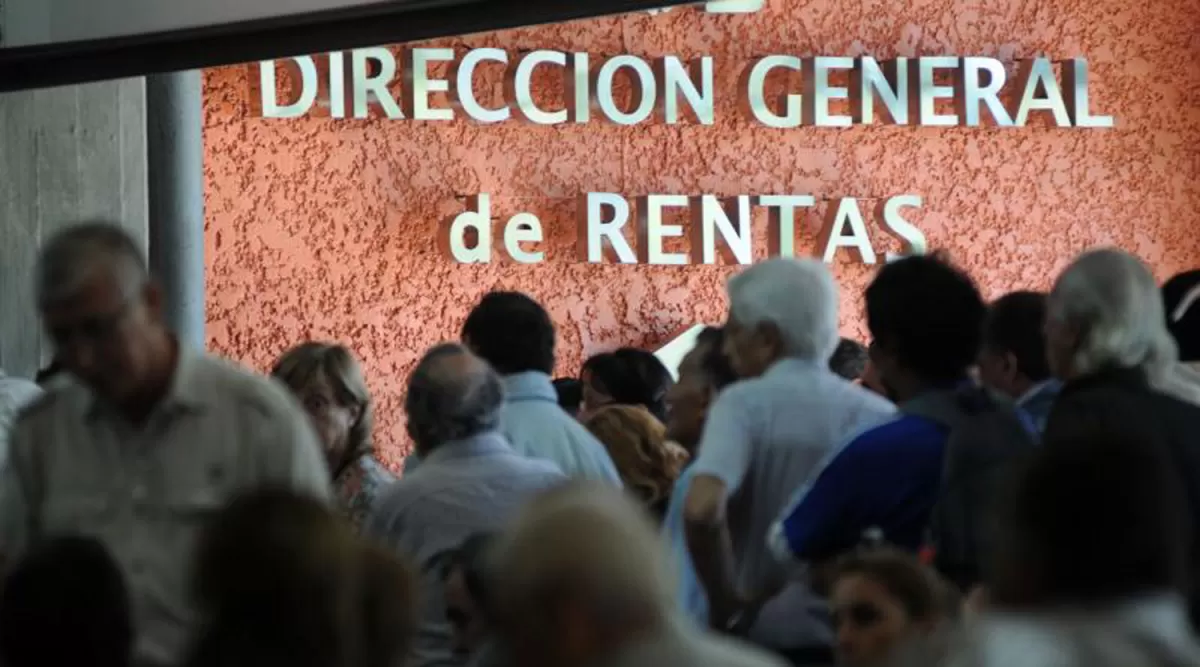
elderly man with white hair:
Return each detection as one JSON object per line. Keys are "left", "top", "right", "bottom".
{"left": 1042, "top": 248, "right": 1200, "bottom": 627}
{"left": 682, "top": 258, "right": 895, "bottom": 660}
{"left": 492, "top": 482, "right": 787, "bottom": 667}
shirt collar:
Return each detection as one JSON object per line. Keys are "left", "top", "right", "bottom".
{"left": 764, "top": 356, "right": 823, "bottom": 378}
{"left": 421, "top": 431, "right": 513, "bottom": 465}
{"left": 502, "top": 371, "right": 558, "bottom": 403}
{"left": 1017, "top": 379, "right": 1061, "bottom": 406}
{"left": 85, "top": 340, "right": 207, "bottom": 421}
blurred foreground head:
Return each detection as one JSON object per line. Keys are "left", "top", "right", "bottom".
{"left": 0, "top": 536, "right": 133, "bottom": 667}
{"left": 187, "top": 488, "right": 417, "bottom": 667}
{"left": 490, "top": 483, "right": 673, "bottom": 667}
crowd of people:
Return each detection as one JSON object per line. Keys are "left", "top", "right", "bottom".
{"left": 0, "top": 220, "right": 1199, "bottom": 667}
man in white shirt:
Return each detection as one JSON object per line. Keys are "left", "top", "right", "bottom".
{"left": 0, "top": 221, "right": 331, "bottom": 667}
{"left": 0, "top": 370, "right": 41, "bottom": 465}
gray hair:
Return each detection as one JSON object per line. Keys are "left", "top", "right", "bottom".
{"left": 727, "top": 258, "right": 840, "bottom": 362}
{"left": 1048, "top": 249, "right": 1177, "bottom": 379}
{"left": 490, "top": 483, "right": 674, "bottom": 629}
{"left": 36, "top": 221, "right": 148, "bottom": 306}
{"left": 405, "top": 343, "right": 504, "bottom": 450}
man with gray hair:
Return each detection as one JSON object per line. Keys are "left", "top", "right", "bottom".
{"left": 1043, "top": 248, "right": 1200, "bottom": 626}
{"left": 492, "top": 482, "right": 786, "bottom": 667}
{"left": 366, "top": 343, "right": 565, "bottom": 667}
{"left": 0, "top": 221, "right": 331, "bottom": 667}
{"left": 683, "top": 258, "right": 895, "bottom": 657}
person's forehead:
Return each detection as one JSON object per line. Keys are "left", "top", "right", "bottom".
{"left": 40, "top": 265, "right": 130, "bottom": 315}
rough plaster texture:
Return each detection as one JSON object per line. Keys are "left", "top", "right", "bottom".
{"left": 204, "top": 0, "right": 1200, "bottom": 468}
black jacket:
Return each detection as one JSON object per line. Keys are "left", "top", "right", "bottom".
{"left": 1045, "top": 367, "right": 1200, "bottom": 626}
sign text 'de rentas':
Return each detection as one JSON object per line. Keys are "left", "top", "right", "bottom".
{"left": 255, "top": 49, "right": 1113, "bottom": 267}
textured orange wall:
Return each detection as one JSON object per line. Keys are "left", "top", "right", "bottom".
{"left": 203, "top": 0, "right": 1200, "bottom": 468}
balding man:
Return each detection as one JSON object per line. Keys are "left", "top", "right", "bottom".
{"left": 492, "top": 483, "right": 786, "bottom": 667}
{"left": 366, "top": 343, "right": 565, "bottom": 667}
{"left": 0, "top": 222, "right": 331, "bottom": 667}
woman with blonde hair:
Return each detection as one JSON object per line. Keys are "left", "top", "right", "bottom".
{"left": 583, "top": 404, "right": 688, "bottom": 520}
{"left": 272, "top": 342, "right": 395, "bottom": 529}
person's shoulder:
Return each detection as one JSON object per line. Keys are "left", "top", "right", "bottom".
{"left": 192, "top": 352, "right": 303, "bottom": 417}
{"left": 846, "top": 413, "right": 946, "bottom": 453}
{"left": 11, "top": 382, "right": 82, "bottom": 428}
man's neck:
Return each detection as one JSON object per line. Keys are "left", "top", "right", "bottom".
{"left": 118, "top": 334, "right": 178, "bottom": 424}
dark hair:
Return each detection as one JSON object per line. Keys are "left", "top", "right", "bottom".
{"left": 440, "top": 534, "right": 498, "bottom": 615}
{"left": 462, "top": 292, "right": 555, "bottom": 375}
{"left": 982, "top": 291, "right": 1051, "bottom": 382}
{"left": 1163, "top": 270, "right": 1200, "bottom": 362}
{"left": 990, "top": 430, "right": 1188, "bottom": 607}
{"left": 865, "top": 255, "right": 986, "bottom": 384}
{"left": 552, "top": 378, "right": 583, "bottom": 414}
{"left": 37, "top": 221, "right": 149, "bottom": 305}
{"left": 693, "top": 327, "right": 739, "bottom": 391}
{"left": 582, "top": 349, "right": 673, "bottom": 422}
{"left": 187, "top": 488, "right": 362, "bottom": 667}
{"left": 0, "top": 536, "right": 133, "bottom": 667}
{"left": 359, "top": 545, "right": 419, "bottom": 667}
{"left": 828, "top": 548, "right": 949, "bottom": 624}
{"left": 829, "top": 338, "right": 868, "bottom": 381}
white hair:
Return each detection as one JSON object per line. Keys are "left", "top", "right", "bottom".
{"left": 726, "top": 258, "right": 840, "bottom": 362}
{"left": 1048, "top": 249, "right": 1178, "bottom": 379}
{"left": 489, "top": 483, "right": 674, "bottom": 628}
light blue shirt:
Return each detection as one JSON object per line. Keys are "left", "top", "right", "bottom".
{"left": 663, "top": 465, "right": 708, "bottom": 626}
{"left": 406, "top": 372, "right": 620, "bottom": 483}
{"left": 689, "top": 358, "right": 896, "bottom": 649}
{"left": 366, "top": 431, "right": 566, "bottom": 667}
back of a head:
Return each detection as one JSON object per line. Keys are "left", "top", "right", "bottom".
{"left": 0, "top": 536, "right": 133, "bottom": 667}
{"left": 989, "top": 429, "right": 1188, "bottom": 609}
{"left": 583, "top": 405, "right": 681, "bottom": 509}
{"left": 36, "top": 221, "right": 148, "bottom": 307}
{"left": 405, "top": 343, "right": 505, "bottom": 451}
{"left": 866, "top": 254, "right": 986, "bottom": 384}
{"left": 188, "top": 488, "right": 361, "bottom": 667}
{"left": 727, "top": 258, "right": 840, "bottom": 362}
{"left": 491, "top": 483, "right": 673, "bottom": 630}
{"left": 692, "top": 326, "right": 740, "bottom": 391}
{"left": 1163, "top": 270, "right": 1200, "bottom": 363}
{"left": 1049, "top": 249, "right": 1177, "bottom": 378}
{"left": 359, "top": 545, "right": 419, "bottom": 667}
{"left": 462, "top": 291, "right": 555, "bottom": 375}
{"left": 582, "top": 349, "right": 673, "bottom": 422}
{"left": 983, "top": 292, "right": 1052, "bottom": 383}
{"left": 830, "top": 338, "right": 869, "bottom": 381}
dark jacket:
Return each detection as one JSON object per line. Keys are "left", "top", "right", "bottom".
{"left": 1044, "top": 367, "right": 1200, "bottom": 626}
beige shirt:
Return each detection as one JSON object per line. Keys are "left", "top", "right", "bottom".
{"left": 0, "top": 345, "right": 332, "bottom": 667}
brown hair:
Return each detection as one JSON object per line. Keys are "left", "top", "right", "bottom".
{"left": 583, "top": 405, "right": 688, "bottom": 514}
{"left": 272, "top": 342, "right": 374, "bottom": 475}
{"left": 828, "top": 549, "right": 954, "bottom": 624}
{"left": 187, "top": 488, "right": 364, "bottom": 667}
{"left": 358, "top": 545, "right": 419, "bottom": 667}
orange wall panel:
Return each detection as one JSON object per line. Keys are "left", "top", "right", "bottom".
{"left": 203, "top": 0, "right": 1200, "bottom": 467}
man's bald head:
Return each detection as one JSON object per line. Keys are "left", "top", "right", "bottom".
{"left": 405, "top": 344, "right": 504, "bottom": 452}
{"left": 36, "top": 222, "right": 149, "bottom": 307}
{"left": 490, "top": 483, "right": 674, "bottom": 634}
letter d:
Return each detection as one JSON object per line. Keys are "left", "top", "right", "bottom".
{"left": 440, "top": 195, "right": 493, "bottom": 263}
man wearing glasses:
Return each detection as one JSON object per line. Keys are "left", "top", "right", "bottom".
{"left": 0, "top": 221, "right": 331, "bottom": 667}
